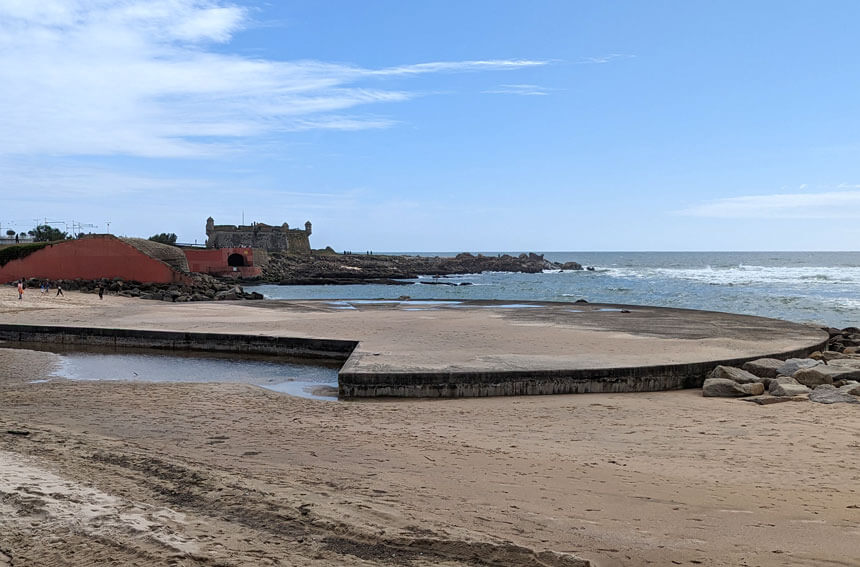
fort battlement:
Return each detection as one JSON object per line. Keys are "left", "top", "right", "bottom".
{"left": 205, "top": 217, "right": 311, "bottom": 254}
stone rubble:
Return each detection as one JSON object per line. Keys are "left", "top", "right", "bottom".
{"left": 19, "top": 275, "right": 263, "bottom": 303}
{"left": 702, "top": 326, "right": 860, "bottom": 405}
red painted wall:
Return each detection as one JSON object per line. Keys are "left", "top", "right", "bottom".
{"left": 184, "top": 248, "right": 261, "bottom": 278}
{"left": 0, "top": 236, "right": 192, "bottom": 284}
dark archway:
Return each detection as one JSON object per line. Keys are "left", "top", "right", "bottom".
{"left": 227, "top": 253, "right": 246, "bottom": 267}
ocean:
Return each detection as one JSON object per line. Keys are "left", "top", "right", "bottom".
{"left": 252, "top": 251, "right": 860, "bottom": 329}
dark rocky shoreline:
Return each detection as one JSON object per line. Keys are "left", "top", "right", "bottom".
{"left": 18, "top": 275, "right": 262, "bottom": 302}
{"left": 263, "top": 251, "right": 582, "bottom": 285}
{"left": 12, "top": 251, "right": 581, "bottom": 302}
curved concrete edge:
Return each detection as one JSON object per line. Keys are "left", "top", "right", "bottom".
{"left": 0, "top": 323, "right": 830, "bottom": 399}
{"left": 0, "top": 324, "right": 358, "bottom": 361}
{"left": 336, "top": 340, "right": 829, "bottom": 398}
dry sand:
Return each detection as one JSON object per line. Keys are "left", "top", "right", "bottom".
{"left": 1, "top": 289, "right": 859, "bottom": 566}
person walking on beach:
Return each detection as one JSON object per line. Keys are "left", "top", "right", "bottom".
{"left": 17, "top": 280, "right": 23, "bottom": 300}
{"left": 56, "top": 284, "right": 64, "bottom": 297}
{"left": 98, "top": 284, "right": 104, "bottom": 300}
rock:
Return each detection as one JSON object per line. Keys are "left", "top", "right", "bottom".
{"left": 818, "top": 351, "right": 854, "bottom": 361}
{"left": 703, "top": 378, "right": 763, "bottom": 397}
{"left": 795, "top": 365, "right": 860, "bottom": 387}
{"left": 215, "top": 286, "right": 242, "bottom": 300}
{"left": 828, "top": 358, "right": 860, "bottom": 369}
{"left": 742, "top": 396, "right": 806, "bottom": 405}
{"left": 776, "top": 358, "right": 821, "bottom": 377}
{"left": 709, "top": 366, "right": 762, "bottom": 384}
{"left": 741, "top": 358, "right": 787, "bottom": 379}
{"left": 809, "top": 384, "right": 860, "bottom": 404}
{"left": 768, "top": 377, "right": 811, "bottom": 397}
{"left": 843, "top": 346, "right": 860, "bottom": 354}
{"left": 845, "top": 382, "right": 860, "bottom": 396}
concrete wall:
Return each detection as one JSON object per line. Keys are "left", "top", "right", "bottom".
{"left": 0, "top": 236, "right": 193, "bottom": 284}
{"left": 337, "top": 341, "right": 828, "bottom": 398}
{"left": 184, "top": 247, "right": 262, "bottom": 278}
{"left": 0, "top": 324, "right": 357, "bottom": 360}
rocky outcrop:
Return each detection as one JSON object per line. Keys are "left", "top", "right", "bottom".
{"left": 263, "top": 251, "right": 581, "bottom": 285}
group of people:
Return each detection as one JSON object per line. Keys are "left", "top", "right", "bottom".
{"left": 15, "top": 279, "right": 108, "bottom": 301}
{"left": 14, "top": 279, "right": 84, "bottom": 300}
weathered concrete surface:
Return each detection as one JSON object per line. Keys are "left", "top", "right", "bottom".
{"left": 0, "top": 295, "right": 829, "bottom": 398}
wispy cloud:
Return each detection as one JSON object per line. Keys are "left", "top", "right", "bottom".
{"left": 0, "top": 1, "right": 549, "bottom": 159}
{"left": 677, "top": 189, "right": 860, "bottom": 219}
{"left": 482, "top": 84, "right": 552, "bottom": 96}
{"left": 574, "top": 53, "right": 636, "bottom": 64}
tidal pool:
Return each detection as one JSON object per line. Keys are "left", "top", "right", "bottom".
{"left": 19, "top": 345, "right": 342, "bottom": 401}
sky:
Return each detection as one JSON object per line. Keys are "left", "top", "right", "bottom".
{"left": 3, "top": 0, "right": 860, "bottom": 251}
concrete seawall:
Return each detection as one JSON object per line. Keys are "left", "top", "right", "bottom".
{"left": 0, "top": 300, "right": 831, "bottom": 398}
{"left": 338, "top": 342, "right": 828, "bottom": 398}
{"left": 0, "top": 324, "right": 357, "bottom": 361}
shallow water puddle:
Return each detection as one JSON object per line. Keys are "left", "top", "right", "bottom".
{"left": 39, "top": 349, "right": 341, "bottom": 401}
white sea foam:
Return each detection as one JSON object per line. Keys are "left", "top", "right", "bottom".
{"left": 605, "top": 265, "right": 860, "bottom": 286}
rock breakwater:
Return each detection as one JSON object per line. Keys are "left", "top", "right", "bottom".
{"left": 264, "top": 251, "right": 581, "bottom": 285}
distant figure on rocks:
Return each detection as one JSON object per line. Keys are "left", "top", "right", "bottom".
{"left": 98, "top": 285, "right": 104, "bottom": 300}
{"left": 56, "top": 284, "right": 64, "bottom": 297}
{"left": 17, "top": 280, "right": 23, "bottom": 300}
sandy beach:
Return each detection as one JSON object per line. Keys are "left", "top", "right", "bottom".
{"left": 1, "top": 290, "right": 858, "bottom": 566}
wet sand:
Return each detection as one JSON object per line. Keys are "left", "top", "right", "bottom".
{"left": 1, "top": 290, "right": 859, "bottom": 566}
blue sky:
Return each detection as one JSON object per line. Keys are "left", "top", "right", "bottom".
{"left": 3, "top": 0, "right": 860, "bottom": 251}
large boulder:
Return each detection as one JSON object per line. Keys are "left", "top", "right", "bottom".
{"left": 809, "top": 384, "right": 860, "bottom": 404}
{"left": 708, "top": 366, "right": 762, "bottom": 384}
{"left": 794, "top": 365, "right": 860, "bottom": 387}
{"left": 776, "top": 358, "right": 821, "bottom": 377}
{"left": 768, "top": 377, "right": 811, "bottom": 397}
{"left": 741, "top": 358, "right": 784, "bottom": 379}
{"left": 703, "top": 378, "right": 764, "bottom": 397}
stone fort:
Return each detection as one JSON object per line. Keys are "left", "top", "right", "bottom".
{"left": 205, "top": 217, "right": 312, "bottom": 254}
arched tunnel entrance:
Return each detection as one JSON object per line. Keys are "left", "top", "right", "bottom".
{"left": 227, "top": 253, "right": 246, "bottom": 267}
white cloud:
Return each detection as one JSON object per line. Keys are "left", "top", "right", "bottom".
{"left": 677, "top": 189, "right": 860, "bottom": 219}
{"left": 0, "top": 1, "right": 549, "bottom": 158}
{"left": 482, "top": 84, "right": 551, "bottom": 96}
{"left": 574, "top": 53, "right": 636, "bottom": 64}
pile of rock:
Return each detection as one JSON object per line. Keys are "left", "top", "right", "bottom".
{"left": 22, "top": 276, "right": 263, "bottom": 302}
{"left": 703, "top": 346, "right": 860, "bottom": 405}
{"left": 824, "top": 326, "right": 860, "bottom": 353}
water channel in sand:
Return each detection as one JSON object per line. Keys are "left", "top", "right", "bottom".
{"left": 6, "top": 344, "right": 341, "bottom": 401}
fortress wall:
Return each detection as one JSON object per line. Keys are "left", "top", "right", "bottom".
{"left": 0, "top": 236, "right": 192, "bottom": 284}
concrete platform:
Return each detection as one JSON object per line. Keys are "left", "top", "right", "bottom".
{"left": 0, "top": 297, "right": 829, "bottom": 397}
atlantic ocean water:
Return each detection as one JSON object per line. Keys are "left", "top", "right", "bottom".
{"left": 253, "top": 252, "right": 860, "bottom": 328}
